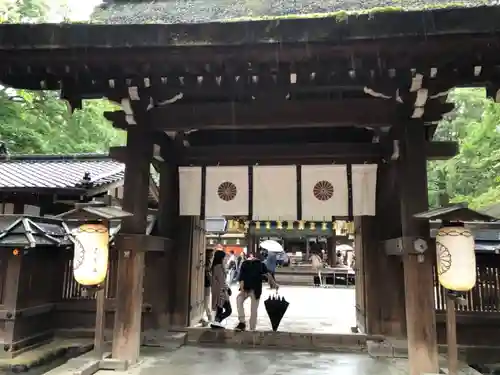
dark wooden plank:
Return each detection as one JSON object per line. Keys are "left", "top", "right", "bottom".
{"left": 114, "top": 233, "right": 173, "bottom": 253}
{"left": 94, "top": 288, "right": 106, "bottom": 356}
{"left": 2, "top": 7, "right": 500, "bottom": 50}
{"left": 111, "top": 129, "right": 152, "bottom": 364}
{"left": 0, "top": 303, "right": 54, "bottom": 319}
{"left": 111, "top": 141, "right": 455, "bottom": 166}
{"left": 398, "top": 119, "right": 439, "bottom": 375}
{"left": 2, "top": 253, "right": 22, "bottom": 356}
{"left": 170, "top": 217, "right": 194, "bottom": 327}
{"left": 56, "top": 300, "right": 152, "bottom": 312}
{"left": 106, "top": 99, "right": 451, "bottom": 130}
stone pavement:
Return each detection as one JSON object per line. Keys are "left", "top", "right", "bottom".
{"left": 94, "top": 346, "right": 411, "bottom": 375}
{"left": 221, "top": 285, "right": 356, "bottom": 333}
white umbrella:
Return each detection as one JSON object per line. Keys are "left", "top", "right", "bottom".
{"left": 259, "top": 240, "right": 284, "bottom": 253}
{"left": 336, "top": 244, "right": 353, "bottom": 252}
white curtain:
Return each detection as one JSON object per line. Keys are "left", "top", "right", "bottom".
{"left": 301, "top": 165, "right": 348, "bottom": 220}
{"left": 352, "top": 164, "right": 377, "bottom": 216}
{"left": 205, "top": 166, "right": 249, "bottom": 217}
{"left": 178, "top": 166, "right": 202, "bottom": 216}
{"left": 252, "top": 165, "right": 297, "bottom": 220}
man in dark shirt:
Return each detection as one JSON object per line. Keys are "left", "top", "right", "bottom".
{"left": 235, "top": 255, "right": 278, "bottom": 331}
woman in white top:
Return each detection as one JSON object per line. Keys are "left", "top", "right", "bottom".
{"left": 310, "top": 252, "right": 324, "bottom": 287}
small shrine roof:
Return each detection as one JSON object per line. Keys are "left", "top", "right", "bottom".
{"left": 415, "top": 203, "right": 498, "bottom": 222}
{"left": 0, "top": 154, "right": 124, "bottom": 194}
{"left": 0, "top": 215, "right": 72, "bottom": 248}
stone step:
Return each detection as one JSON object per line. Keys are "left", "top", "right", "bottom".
{"left": 142, "top": 330, "right": 187, "bottom": 350}
{"left": 185, "top": 327, "right": 368, "bottom": 352}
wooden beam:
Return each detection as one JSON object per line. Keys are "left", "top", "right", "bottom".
{"left": 105, "top": 99, "right": 452, "bottom": 130}
{"left": 183, "top": 143, "right": 380, "bottom": 165}
{"left": 398, "top": 119, "right": 439, "bottom": 375}
{"left": 424, "top": 141, "right": 458, "bottom": 160}
{"left": 112, "top": 129, "right": 152, "bottom": 364}
{"left": 114, "top": 233, "right": 173, "bottom": 253}
{"left": 111, "top": 141, "right": 458, "bottom": 166}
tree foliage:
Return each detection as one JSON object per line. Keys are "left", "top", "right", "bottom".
{"left": 0, "top": 0, "right": 125, "bottom": 154}
{"left": 428, "top": 88, "right": 500, "bottom": 210}
{"left": 0, "top": 89, "right": 124, "bottom": 154}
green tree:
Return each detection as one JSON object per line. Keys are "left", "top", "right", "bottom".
{"left": 0, "top": 0, "right": 125, "bottom": 154}
{"left": 428, "top": 88, "right": 500, "bottom": 210}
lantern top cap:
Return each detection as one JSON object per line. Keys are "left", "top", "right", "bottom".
{"left": 56, "top": 205, "right": 133, "bottom": 220}
{"left": 414, "top": 203, "right": 498, "bottom": 222}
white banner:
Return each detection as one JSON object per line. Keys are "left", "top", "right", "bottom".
{"left": 352, "top": 164, "right": 377, "bottom": 216}
{"left": 301, "top": 165, "right": 348, "bottom": 220}
{"left": 205, "top": 166, "right": 249, "bottom": 217}
{"left": 179, "top": 167, "right": 202, "bottom": 216}
{"left": 252, "top": 166, "right": 297, "bottom": 220}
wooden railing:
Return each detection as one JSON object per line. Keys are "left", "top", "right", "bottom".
{"left": 434, "top": 253, "right": 500, "bottom": 312}
{"left": 61, "top": 250, "right": 118, "bottom": 300}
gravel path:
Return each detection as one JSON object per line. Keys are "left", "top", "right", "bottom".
{"left": 92, "top": 0, "right": 500, "bottom": 24}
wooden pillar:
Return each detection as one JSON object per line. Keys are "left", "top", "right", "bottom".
{"left": 362, "top": 163, "right": 406, "bottom": 337}
{"left": 156, "top": 151, "right": 178, "bottom": 328}
{"left": 305, "top": 237, "right": 310, "bottom": 261}
{"left": 112, "top": 129, "right": 153, "bottom": 364}
{"left": 246, "top": 229, "right": 255, "bottom": 256}
{"left": 398, "top": 119, "right": 439, "bottom": 375}
{"left": 2, "top": 252, "right": 22, "bottom": 357}
{"left": 170, "top": 216, "right": 194, "bottom": 327}
{"left": 327, "top": 231, "right": 336, "bottom": 267}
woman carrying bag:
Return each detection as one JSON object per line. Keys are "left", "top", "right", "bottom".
{"left": 210, "top": 250, "right": 232, "bottom": 328}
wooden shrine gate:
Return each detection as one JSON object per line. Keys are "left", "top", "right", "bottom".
{"left": 4, "top": 6, "right": 500, "bottom": 374}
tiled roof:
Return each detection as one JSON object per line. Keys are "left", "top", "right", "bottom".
{"left": 0, "top": 154, "right": 124, "bottom": 190}
{"left": 93, "top": 0, "right": 498, "bottom": 24}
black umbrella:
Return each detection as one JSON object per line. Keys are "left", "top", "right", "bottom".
{"left": 264, "top": 294, "right": 289, "bottom": 331}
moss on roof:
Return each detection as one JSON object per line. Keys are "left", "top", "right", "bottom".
{"left": 91, "top": 0, "right": 496, "bottom": 24}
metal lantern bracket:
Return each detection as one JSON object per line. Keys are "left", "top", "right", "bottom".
{"left": 383, "top": 203, "right": 498, "bottom": 257}
{"left": 383, "top": 236, "right": 429, "bottom": 256}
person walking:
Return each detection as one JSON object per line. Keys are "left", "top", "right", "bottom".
{"left": 211, "top": 250, "right": 232, "bottom": 328}
{"left": 264, "top": 251, "right": 278, "bottom": 288}
{"left": 310, "top": 251, "right": 324, "bottom": 287}
{"left": 234, "top": 252, "right": 245, "bottom": 282}
{"left": 235, "top": 256, "right": 279, "bottom": 331}
{"left": 201, "top": 249, "right": 214, "bottom": 326}
{"left": 226, "top": 250, "right": 237, "bottom": 285}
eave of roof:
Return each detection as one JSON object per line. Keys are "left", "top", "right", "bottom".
{"left": 2, "top": 5, "right": 500, "bottom": 50}
{"left": 92, "top": 1, "right": 498, "bottom": 25}
{"left": 0, "top": 153, "right": 125, "bottom": 193}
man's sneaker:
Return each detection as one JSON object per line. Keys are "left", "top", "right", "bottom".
{"left": 234, "top": 322, "right": 246, "bottom": 331}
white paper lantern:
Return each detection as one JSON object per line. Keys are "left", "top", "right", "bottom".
{"left": 435, "top": 226, "right": 476, "bottom": 291}
{"left": 72, "top": 223, "right": 109, "bottom": 287}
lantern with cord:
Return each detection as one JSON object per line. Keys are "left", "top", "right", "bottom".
{"left": 72, "top": 221, "right": 109, "bottom": 290}
{"left": 413, "top": 203, "right": 497, "bottom": 375}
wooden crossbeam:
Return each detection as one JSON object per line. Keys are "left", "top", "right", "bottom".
{"left": 110, "top": 141, "right": 457, "bottom": 166}
{"left": 105, "top": 99, "right": 452, "bottom": 131}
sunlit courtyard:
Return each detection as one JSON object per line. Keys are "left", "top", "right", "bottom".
{"left": 221, "top": 285, "right": 357, "bottom": 334}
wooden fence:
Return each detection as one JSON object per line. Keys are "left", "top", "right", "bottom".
{"left": 434, "top": 253, "right": 500, "bottom": 312}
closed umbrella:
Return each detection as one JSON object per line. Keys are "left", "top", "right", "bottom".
{"left": 260, "top": 240, "right": 283, "bottom": 253}
{"left": 264, "top": 294, "right": 290, "bottom": 331}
